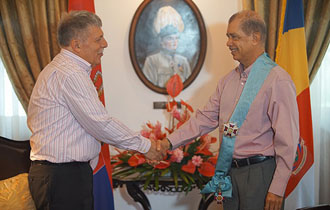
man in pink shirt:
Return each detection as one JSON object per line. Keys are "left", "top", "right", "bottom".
{"left": 164, "top": 10, "right": 299, "bottom": 210}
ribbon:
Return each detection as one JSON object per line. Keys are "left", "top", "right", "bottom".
{"left": 201, "top": 53, "right": 277, "bottom": 201}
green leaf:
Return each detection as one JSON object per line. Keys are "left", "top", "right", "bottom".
{"left": 172, "top": 169, "right": 178, "bottom": 188}
{"left": 143, "top": 170, "right": 154, "bottom": 177}
{"left": 112, "top": 167, "right": 134, "bottom": 177}
{"left": 185, "top": 173, "right": 196, "bottom": 183}
{"left": 179, "top": 171, "right": 189, "bottom": 184}
{"left": 144, "top": 174, "right": 153, "bottom": 190}
{"left": 160, "top": 168, "right": 170, "bottom": 177}
{"left": 155, "top": 173, "right": 159, "bottom": 191}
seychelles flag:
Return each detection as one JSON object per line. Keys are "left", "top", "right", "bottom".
{"left": 68, "top": 1, "right": 115, "bottom": 209}
{"left": 276, "top": 0, "right": 314, "bottom": 209}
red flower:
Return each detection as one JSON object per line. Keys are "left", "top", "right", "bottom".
{"left": 166, "top": 100, "right": 177, "bottom": 112}
{"left": 142, "top": 121, "right": 166, "bottom": 140}
{"left": 128, "top": 154, "right": 146, "bottom": 167}
{"left": 208, "top": 156, "right": 218, "bottom": 165}
{"left": 171, "top": 106, "right": 181, "bottom": 121}
{"left": 112, "top": 160, "right": 123, "bottom": 167}
{"left": 192, "top": 155, "right": 203, "bottom": 167}
{"left": 165, "top": 127, "right": 174, "bottom": 134}
{"left": 198, "top": 162, "right": 215, "bottom": 177}
{"left": 181, "top": 160, "right": 196, "bottom": 174}
{"left": 168, "top": 148, "right": 184, "bottom": 163}
{"left": 180, "top": 100, "right": 194, "bottom": 112}
{"left": 166, "top": 74, "right": 183, "bottom": 98}
{"left": 153, "top": 121, "right": 166, "bottom": 140}
{"left": 176, "top": 109, "right": 191, "bottom": 128}
{"left": 154, "top": 161, "right": 170, "bottom": 169}
{"left": 140, "top": 129, "right": 151, "bottom": 138}
{"left": 196, "top": 148, "right": 213, "bottom": 156}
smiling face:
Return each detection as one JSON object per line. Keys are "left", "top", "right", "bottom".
{"left": 226, "top": 18, "right": 258, "bottom": 68}
{"left": 76, "top": 25, "right": 108, "bottom": 67}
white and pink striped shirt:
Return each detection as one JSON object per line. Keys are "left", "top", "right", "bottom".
{"left": 27, "top": 49, "right": 150, "bottom": 164}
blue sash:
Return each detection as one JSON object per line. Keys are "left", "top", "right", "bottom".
{"left": 201, "top": 53, "right": 277, "bottom": 200}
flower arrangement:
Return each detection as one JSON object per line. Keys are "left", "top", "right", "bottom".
{"left": 111, "top": 75, "right": 218, "bottom": 193}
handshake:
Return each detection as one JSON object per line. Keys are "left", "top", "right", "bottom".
{"left": 144, "top": 138, "right": 171, "bottom": 163}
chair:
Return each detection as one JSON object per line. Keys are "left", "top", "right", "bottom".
{"left": 0, "top": 136, "right": 36, "bottom": 210}
{"left": 297, "top": 204, "right": 330, "bottom": 210}
{"left": 0, "top": 136, "right": 31, "bottom": 180}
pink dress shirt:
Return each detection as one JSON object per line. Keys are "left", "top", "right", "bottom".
{"left": 168, "top": 63, "right": 299, "bottom": 196}
{"left": 28, "top": 49, "right": 150, "bottom": 165}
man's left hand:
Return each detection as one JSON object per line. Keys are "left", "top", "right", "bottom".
{"left": 264, "top": 192, "right": 283, "bottom": 210}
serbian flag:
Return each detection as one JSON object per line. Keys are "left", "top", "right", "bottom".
{"left": 275, "top": 0, "right": 314, "bottom": 209}
{"left": 68, "top": 1, "right": 115, "bottom": 210}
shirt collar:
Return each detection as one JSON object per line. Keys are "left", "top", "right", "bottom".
{"left": 61, "top": 49, "right": 92, "bottom": 74}
{"left": 236, "top": 63, "right": 252, "bottom": 77}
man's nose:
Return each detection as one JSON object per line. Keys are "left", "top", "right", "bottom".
{"left": 102, "top": 38, "right": 108, "bottom": 48}
{"left": 226, "top": 38, "right": 232, "bottom": 47}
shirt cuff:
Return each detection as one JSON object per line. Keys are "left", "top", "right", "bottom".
{"left": 268, "top": 172, "right": 290, "bottom": 196}
{"left": 137, "top": 135, "right": 151, "bottom": 154}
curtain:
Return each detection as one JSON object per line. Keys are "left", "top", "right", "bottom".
{"left": 310, "top": 46, "right": 330, "bottom": 204}
{"left": 0, "top": 0, "right": 68, "bottom": 112}
{"left": 242, "top": 0, "right": 330, "bottom": 81}
{"left": 0, "top": 59, "right": 30, "bottom": 140}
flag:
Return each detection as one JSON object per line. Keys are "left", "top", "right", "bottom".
{"left": 275, "top": 0, "right": 314, "bottom": 208}
{"left": 68, "top": 1, "right": 115, "bottom": 209}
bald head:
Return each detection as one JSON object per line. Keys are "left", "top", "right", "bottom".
{"left": 229, "top": 10, "right": 267, "bottom": 45}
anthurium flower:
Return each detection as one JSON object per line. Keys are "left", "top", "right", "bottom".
{"left": 154, "top": 160, "right": 170, "bottom": 169}
{"left": 166, "top": 74, "right": 183, "bottom": 98}
{"left": 198, "top": 162, "right": 215, "bottom": 177}
{"left": 181, "top": 160, "right": 196, "bottom": 174}
{"left": 208, "top": 156, "right": 218, "bottom": 165}
{"left": 128, "top": 154, "right": 146, "bottom": 167}
{"left": 192, "top": 155, "right": 203, "bottom": 167}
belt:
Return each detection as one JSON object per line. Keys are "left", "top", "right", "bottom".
{"left": 231, "top": 155, "right": 273, "bottom": 168}
{"left": 32, "top": 160, "right": 89, "bottom": 166}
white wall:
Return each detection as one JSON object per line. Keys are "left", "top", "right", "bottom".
{"left": 94, "top": 0, "right": 241, "bottom": 209}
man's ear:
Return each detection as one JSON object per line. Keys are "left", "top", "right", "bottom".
{"left": 252, "top": 32, "right": 261, "bottom": 45}
{"left": 70, "top": 39, "right": 81, "bottom": 53}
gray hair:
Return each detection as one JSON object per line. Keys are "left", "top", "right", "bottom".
{"left": 57, "top": 10, "right": 102, "bottom": 47}
{"left": 229, "top": 10, "right": 267, "bottom": 44}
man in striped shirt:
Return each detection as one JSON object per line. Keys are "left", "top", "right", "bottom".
{"left": 27, "top": 10, "right": 169, "bottom": 210}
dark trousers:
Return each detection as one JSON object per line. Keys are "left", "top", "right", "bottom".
{"left": 223, "top": 158, "right": 285, "bottom": 210}
{"left": 28, "top": 161, "right": 94, "bottom": 210}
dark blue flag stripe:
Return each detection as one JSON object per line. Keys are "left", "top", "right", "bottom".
{"left": 93, "top": 166, "right": 115, "bottom": 210}
{"left": 283, "top": 0, "right": 305, "bottom": 33}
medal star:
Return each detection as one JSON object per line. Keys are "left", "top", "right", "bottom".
{"left": 223, "top": 122, "right": 239, "bottom": 137}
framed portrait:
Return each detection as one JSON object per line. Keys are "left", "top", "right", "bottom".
{"left": 129, "top": 0, "right": 207, "bottom": 94}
